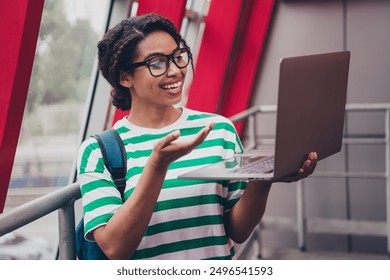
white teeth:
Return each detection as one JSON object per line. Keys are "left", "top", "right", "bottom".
{"left": 162, "top": 81, "right": 182, "bottom": 90}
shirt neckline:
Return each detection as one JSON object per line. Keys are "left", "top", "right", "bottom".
{"left": 121, "top": 106, "right": 188, "bottom": 133}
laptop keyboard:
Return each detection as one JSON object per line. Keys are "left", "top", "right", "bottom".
{"left": 228, "top": 155, "right": 274, "bottom": 174}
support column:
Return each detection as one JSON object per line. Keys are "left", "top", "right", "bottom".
{"left": 186, "top": 0, "right": 245, "bottom": 113}
{"left": 219, "top": 0, "right": 275, "bottom": 134}
{"left": 0, "top": 0, "right": 44, "bottom": 212}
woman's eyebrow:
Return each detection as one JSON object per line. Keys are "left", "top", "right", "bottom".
{"left": 143, "top": 51, "right": 165, "bottom": 60}
{"left": 142, "top": 47, "right": 180, "bottom": 60}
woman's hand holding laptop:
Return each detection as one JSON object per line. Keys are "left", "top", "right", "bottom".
{"left": 274, "top": 151, "right": 317, "bottom": 183}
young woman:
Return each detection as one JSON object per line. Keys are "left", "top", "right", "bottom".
{"left": 77, "top": 13, "right": 317, "bottom": 260}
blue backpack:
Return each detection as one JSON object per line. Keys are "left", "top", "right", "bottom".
{"left": 75, "top": 129, "right": 126, "bottom": 260}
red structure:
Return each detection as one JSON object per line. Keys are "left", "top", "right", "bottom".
{"left": 0, "top": 0, "right": 44, "bottom": 212}
{"left": 0, "top": 0, "right": 274, "bottom": 212}
{"left": 112, "top": 0, "right": 274, "bottom": 129}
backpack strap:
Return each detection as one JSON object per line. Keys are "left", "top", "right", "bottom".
{"left": 93, "top": 129, "right": 127, "bottom": 199}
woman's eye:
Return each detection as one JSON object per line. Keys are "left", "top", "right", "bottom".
{"left": 149, "top": 57, "right": 166, "bottom": 69}
{"left": 174, "top": 55, "right": 183, "bottom": 62}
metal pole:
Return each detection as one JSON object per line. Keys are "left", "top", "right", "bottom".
{"left": 385, "top": 108, "right": 390, "bottom": 256}
{"left": 58, "top": 203, "right": 77, "bottom": 260}
{"left": 247, "top": 115, "right": 256, "bottom": 150}
{"left": 0, "top": 183, "right": 81, "bottom": 237}
{"left": 296, "top": 180, "right": 306, "bottom": 251}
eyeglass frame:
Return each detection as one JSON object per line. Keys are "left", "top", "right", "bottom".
{"left": 126, "top": 47, "right": 192, "bottom": 77}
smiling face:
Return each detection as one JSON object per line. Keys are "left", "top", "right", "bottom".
{"left": 120, "top": 31, "right": 188, "bottom": 110}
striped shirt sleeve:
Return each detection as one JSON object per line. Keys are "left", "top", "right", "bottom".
{"left": 77, "top": 136, "right": 123, "bottom": 241}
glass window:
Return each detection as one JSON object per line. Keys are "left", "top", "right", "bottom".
{"left": 1, "top": 0, "right": 110, "bottom": 260}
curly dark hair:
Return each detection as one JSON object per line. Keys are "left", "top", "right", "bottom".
{"left": 97, "top": 13, "right": 193, "bottom": 111}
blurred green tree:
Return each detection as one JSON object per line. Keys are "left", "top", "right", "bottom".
{"left": 26, "top": 0, "right": 99, "bottom": 112}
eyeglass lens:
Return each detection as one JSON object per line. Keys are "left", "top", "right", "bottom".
{"left": 148, "top": 48, "right": 190, "bottom": 77}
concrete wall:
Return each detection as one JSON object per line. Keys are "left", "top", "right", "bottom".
{"left": 247, "top": 0, "right": 390, "bottom": 255}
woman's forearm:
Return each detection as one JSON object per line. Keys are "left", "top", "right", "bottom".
{"left": 92, "top": 126, "right": 214, "bottom": 259}
{"left": 224, "top": 152, "right": 317, "bottom": 244}
{"left": 224, "top": 180, "right": 272, "bottom": 244}
{"left": 93, "top": 155, "right": 168, "bottom": 259}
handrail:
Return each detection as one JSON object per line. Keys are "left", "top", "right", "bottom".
{"left": 230, "top": 103, "right": 390, "bottom": 122}
{"left": 0, "top": 103, "right": 389, "bottom": 259}
{"left": 0, "top": 183, "right": 80, "bottom": 236}
{"left": 231, "top": 103, "right": 390, "bottom": 147}
{"left": 230, "top": 102, "right": 390, "bottom": 256}
{"left": 0, "top": 183, "right": 81, "bottom": 259}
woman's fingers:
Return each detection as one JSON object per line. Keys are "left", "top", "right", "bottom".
{"left": 153, "top": 122, "right": 215, "bottom": 164}
{"left": 154, "top": 130, "right": 181, "bottom": 150}
{"left": 298, "top": 152, "right": 317, "bottom": 173}
{"left": 186, "top": 122, "right": 215, "bottom": 150}
{"left": 278, "top": 152, "right": 317, "bottom": 183}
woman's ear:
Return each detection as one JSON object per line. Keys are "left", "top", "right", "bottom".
{"left": 119, "top": 72, "right": 133, "bottom": 88}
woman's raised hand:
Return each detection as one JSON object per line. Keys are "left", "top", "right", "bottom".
{"left": 150, "top": 122, "right": 215, "bottom": 169}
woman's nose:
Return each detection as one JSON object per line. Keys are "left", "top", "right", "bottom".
{"left": 166, "top": 60, "right": 182, "bottom": 76}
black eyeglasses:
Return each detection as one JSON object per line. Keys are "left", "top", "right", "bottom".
{"left": 127, "top": 47, "right": 191, "bottom": 77}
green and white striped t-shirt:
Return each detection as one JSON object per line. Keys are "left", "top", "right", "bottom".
{"left": 77, "top": 107, "right": 247, "bottom": 260}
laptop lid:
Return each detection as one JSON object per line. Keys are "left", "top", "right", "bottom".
{"left": 273, "top": 50, "right": 350, "bottom": 178}
{"left": 179, "top": 51, "right": 350, "bottom": 181}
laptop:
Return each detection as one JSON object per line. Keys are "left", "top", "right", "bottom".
{"left": 179, "top": 51, "right": 350, "bottom": 181}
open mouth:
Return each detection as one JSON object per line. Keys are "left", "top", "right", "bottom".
{"left": 160, "top": 81, "right": 183, "bottom": 92}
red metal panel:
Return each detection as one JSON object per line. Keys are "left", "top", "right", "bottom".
{"left": 219, "top": 0, "right": 275, "bottom": 134}
{"left": 137, "top": 0, "right": 187, "bottom": 29}
{"left": 111, "top": 0, "right": 187, "bottom": 124}
{"left": 0, "top": 0, "right": 44, "bottom": 212}
{"left": 185, "top": 0, "right": 245, "bottom": 113}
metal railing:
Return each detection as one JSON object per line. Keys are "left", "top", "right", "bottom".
{"left": 0, "top": 183, "right": 80, "bottom": 259}
{"left": 231, "top": 103, "right": 390, "bottom": 256}
{"left": 0, "top": 103, "right": 389, "bottom": 259}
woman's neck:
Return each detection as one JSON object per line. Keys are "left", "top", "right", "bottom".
{"left": 127, "top": 105, "right": 182, "bottom": 129}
